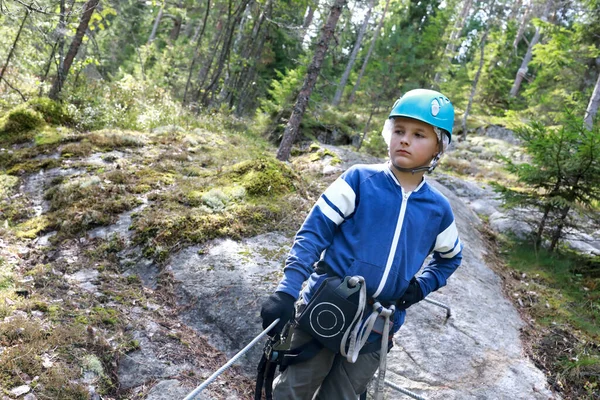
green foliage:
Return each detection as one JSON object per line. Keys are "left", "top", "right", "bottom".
{"left": 494, "top": 111, "right": 600, "bottom": 249}
{"left": 522, "top": 22, "right": 600, "bottom": 121}
{"left": 0, "top": 107, "right": 45, "bottom": 142}
{"left": 503, "top": 240, "right": 600, "bottom": 396}
{"left": 27, "top": 97, "right": 73, "bottom": 126}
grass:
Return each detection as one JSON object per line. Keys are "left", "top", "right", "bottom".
{"left": 498, "top": 239, "right": 600, "bottom": 398}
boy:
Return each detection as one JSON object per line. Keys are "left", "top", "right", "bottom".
{"left": 261, "top": 89, "right": 463, "bottom": 399}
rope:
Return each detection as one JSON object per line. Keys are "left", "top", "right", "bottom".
{"left": 182, "top": 318, "right": 280, "bottom": 400}
{"left": 340, "top": 276, "right": 367, "bottom": 363}
{"left": 373, "top": 304, "right": 395, "bottom": 400}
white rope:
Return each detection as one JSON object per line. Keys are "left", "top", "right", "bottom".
{"left": 374, "top": 304, "right": 395, "bottom": 400}
{"left": 339, "top": 276, "right": 367, "bottom": 363}
{"left": 182, "top": 318, "right": 280, "bottom": 400}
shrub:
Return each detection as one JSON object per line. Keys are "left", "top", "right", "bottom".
{"left": 27, "top": 97, "right": 73, "bottom": 125}
{"left": 0, "top": 107, "right": 45, "bottom": 142}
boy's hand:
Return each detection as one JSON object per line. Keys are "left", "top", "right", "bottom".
{"left": 260, "top": 292, "right": 296, "bottom": 335}
{"left": 396, "top": 277, "right": 424, "bottom": 310}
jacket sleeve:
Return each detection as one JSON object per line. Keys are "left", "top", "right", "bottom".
{"left": 276, "top": 167, "right": 359, "bottom": 299}
{"left": 417, "top": 204, "right": 463, "bottom": 297}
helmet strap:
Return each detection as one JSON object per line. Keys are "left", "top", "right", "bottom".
{"left": 390, "top": 137, "right": 444, "bottom": 175}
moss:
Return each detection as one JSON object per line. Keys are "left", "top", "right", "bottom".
{"left": 0, "top": 174, "right": 18, "bottom": 198}
{"left": 6, "top": 157, "right": 62, "bottom": 175}
{"left": 0, "top": 256, "right": 14, "bottom": 291}
{"left": 88, "top": 130, "right": 145, "bottom": 150}
{"left": 60, "top": 140, "right": 93, "bottom": 158}
{"left": 0, "top": 107, "right": 45, "bottom": 141}
{"left": 34, "top": 126, "right": 68, "bottom": 146}
{"left": 15, "top": 215, "right": 51, "bottom": 239}
{"left": 27, "top": 97, "right": 73, "bottom": 126}
{"left": 91, "top": 306, "right": 119, "bottom": 326}
{"left": 228, "top": 157, "right": 297, "bottom": 196}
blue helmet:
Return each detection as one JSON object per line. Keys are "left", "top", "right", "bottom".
{"left": 388, "top": 89, "right": 455, "bottom": 142}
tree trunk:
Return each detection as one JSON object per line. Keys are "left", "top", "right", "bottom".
{"left": 332, "top": 0, "right": 375, "bottom": 107}
{"left": 276, "top": 0, "right": 348, "bottom": 161}
{"left": 434, "top": 0, "right": 473, "bottom": 84}
{"left": 303, "top": 3, "right": 316, "bottom": 34}
{"left": 148, "top": 1, "right": 165, "bottom": 44}
{"left": 512, "top": 0, "right": 532, "bottom": 50}
{"left": 192, "top": 14, "right": 226, "bottom": 105}
{"left": 169, "top": 15, "right": 182, "bottom": 42}
{"left": 347, "top": 0, "right": 391, "bottom": 105}
{"left": 510, "top": 0, "right": 552, "bottom": 98}
{"left": 233, "top": 0, "right": 274, "bottom": 115}
{"left": 584, "top": 71, "right": 600, "bottom": 130}
{"left": 201, "top": 0, "right": 250, "bottom": 106}
{"left": 49, "top": 0, "right": 99, "bottom": 100}
{"left": 0, "top": 7, "right": 30, "bottom": 84}
{"left": 183, "top": 0, "right": 211, "bottom": 105}
{"left": 218, "top": 0, "right": 256, "bottom": 106}
{"left": 461, "top": 30, "right": 488, "bottom": 141}
{"left": 549, "top": 205, "right": 570, "bottom": 252}
{"left": 535, "top": 203, "right": 552, "bottom": 248}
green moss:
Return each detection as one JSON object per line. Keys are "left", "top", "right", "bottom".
{"left": 2, "top": 107, "right": 45, "bottom": 134}
{"left": 0, "top": 174, "right": 18, "bottom": 198}
{"left": 15, "top": 215, "right": 51, "bottom": 239}
{"left": 88, "top": 130, "right": 144, "bottom": 150}
{"left": 27, "top": 97, "right": 73, "bottom": 126}
{"left": 92, "top": 307, "right": 119, "bottom": 326}
{"left": 228, "top": 157, "right": 297, "bottom": 196}
{"left": 0, "top": 256, "right": 14, "bottom": 291}
{"left": 6, "top": 158, "right": 62, "bottom": 175}
{"left": 35, "top": 126, "right": 67, "bottom": 146}
{"left": 60, "top": 140, "right": 93, "bottom": 158}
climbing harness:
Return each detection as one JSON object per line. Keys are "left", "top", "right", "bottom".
{"left": 255, "top": 275, "right": 397, "bottom": 400}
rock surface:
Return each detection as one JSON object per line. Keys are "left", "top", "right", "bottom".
{"left": 161, "top": 149, "right": 560, "bottom": 399}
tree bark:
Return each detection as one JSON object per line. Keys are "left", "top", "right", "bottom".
{"left": 347, "top": 0, "right": 391, "bottom": 105}
{"left": 192, "top": 14, "right": 226, "bottom": 105}
{"left": 303, "top": 3, "right": 316, "bottom": 34}
{"left": 510, "top": 0, "right": 552, "bottom": 98}
{"left": 201, "top": 0, "right": 250, "bottom": 106}
{"left": 0, "top": 7, "right": 30, "bottom": 84}
{"left": 48, "top": 0, "right": 99, "bottom": 100}
{"left": 183, "top": 0, "right": 211, "bottom": 105}
{"left": 461, "top": 30, "right": 488, "bottom": 141}
{"left": 276, "top": 0, "right": 348, "bottom": 161}
{"left": 233, "top": 0, "right": 274, "bottom": 115}
{"left": 512, "top": 0, "right": 532, "bottom": 50}
{"left": 332, "top": 0, "right": 375, "bottom": 107}
{"left": 434, "top": 0, "right": 473, "bottom": 84}
{"left": 584, "top": 71, "right": 600, "bottom": 130}
{"left": 148, "top": 1, "right": 165, "bottom": 44}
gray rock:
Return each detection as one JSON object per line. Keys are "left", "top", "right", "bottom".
{"left": 166, "top": 233, "right": 291, "bottom": 375}
{"left": 489, "top": 211, "right": 534, "bottom": 239}
{"left": 145, "top": 380, "right": 195, "bottom": 400}
{"left": 9, "top": 385, "right": 30, "bottom": 397}
{"left": 476, "top": 125, "right": 520, "bottom": 145}
{"left": 118, "top": 332, "right": 193, "bottom": 390}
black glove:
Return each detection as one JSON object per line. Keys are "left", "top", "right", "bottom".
{"left": 260, "top": 291, "right": 296, "bottom": 336}
{"left": 396, "top": 277, "right": 424, "bottom": 311}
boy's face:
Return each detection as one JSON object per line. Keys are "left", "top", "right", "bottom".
{"left": 388, "top": 117, "right": 439, "bottom": 171}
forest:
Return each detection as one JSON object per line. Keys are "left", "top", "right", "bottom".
{"left": 1, "top": 0, "right": 600, "bottom": 398}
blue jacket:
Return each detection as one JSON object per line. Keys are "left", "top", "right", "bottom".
{"left": 276, "top": 163, "right": 463, "bottom": 332}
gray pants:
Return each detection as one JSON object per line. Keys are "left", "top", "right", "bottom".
{"left": 272, "top": 328, "right": 381, "bottom": 400}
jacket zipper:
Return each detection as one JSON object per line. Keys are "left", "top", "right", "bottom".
{"left": 373, "top": 188, "right": 410, "bottom": 298}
